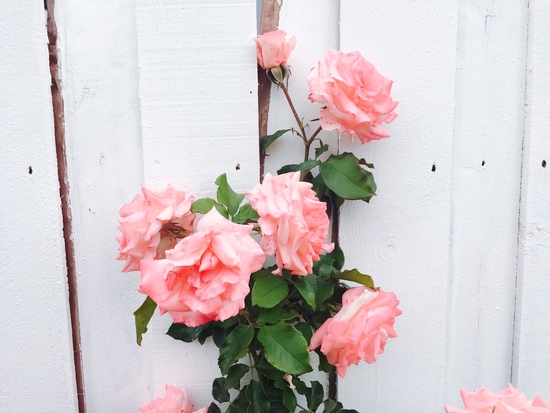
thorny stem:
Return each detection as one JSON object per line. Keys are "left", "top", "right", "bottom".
{"left": 304, "top": 126, "right": 323, "bottom": 162}
{"left": 280, "top": 82, "right": 307, "bottom": 145}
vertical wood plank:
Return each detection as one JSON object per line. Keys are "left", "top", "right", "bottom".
{"left": 445, "top": 0, "right": 527, "bottom": 401}
{"left": 135, "top": 0, "right": 259, "bottom": 407}
{"left": 263, "top": 0, "right": 340, "bottom": 176}
{"left": 338, "top": 1, "right": 458, "bottom": 411}
{"left": 514, "top": 0, "right": 550, "bottom": 401}
{"left": 54, "top": 1, "right": 149, "bottom": 411}
{"left": 0, "top": 2, "right": 77, "bottom": 412}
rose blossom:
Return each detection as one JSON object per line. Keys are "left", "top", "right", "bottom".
{"left": 309, "top": 286, "right": 402, "bottom": 378}
{"left": 445, "top": 385, "right": 550, "bottom": 413}
{"left": 254, "top": 29, "right": 296, "bottom": 69}
{"left": 116, "top": 185, "right": 195, "bottom": 272}
{"left": 138, "top": 208, "right": 265, "bottom": 327}
{"left": 139, "top": 384, "right": 206, "bottom": 413}
{"left": 246, "top": 172, "right": 333, "bottom": 276}
{"left": 308, "top": 49, "right": 398, "bottom": 144}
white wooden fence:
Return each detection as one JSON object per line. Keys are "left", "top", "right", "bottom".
{"left": 1, "top": 1, "right": 549, "bottom": 412}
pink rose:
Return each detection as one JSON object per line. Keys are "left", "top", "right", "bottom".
{"left": 308, "top": 50, "right": 398, "bottom": 144}
{"left": 116, "top": 185, "right": 195, "bottom": 272}
{"left": 246, "top": 172, "right": 333, "bottom": 276}
{"left": 138, "top": 208, "right": 265, "bottom": 327}
{"left": 254, "top": 30, "right": 296, "bottom": 69}
{"left": 445, "top": 385, "right": 550, "bottom": 413}
{"left": 309, "top": 286, "right": 402, "bottom": 378}
{"left": 139, "top": 384, "right": 206, "bottom": 413}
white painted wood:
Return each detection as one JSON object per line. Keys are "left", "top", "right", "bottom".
{"left": 135, "top": 0, "right": 259, "bottom": 408}
{"left": 264, "top": 0, "right": 340, "bottom": 177}
{"left": 443, "top": 0, "right": 527, "bottom": 402}
{"left": 54, "top": 1, "right": 151, "bottom": 411}
{"left": 0, "top": 3, "right": 77, "bottom": 412}
{"left": 514, "top": 0, "right": 550, "bottom": 402}
{"left": 337, "top": 1, "right": 459, "bottom": 411}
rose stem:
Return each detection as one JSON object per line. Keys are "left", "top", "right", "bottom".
{"left": 304, "top": 125, "right": 323, "bottom": 162}
{"left": 279, "top": 82, "right": 308, "bottom": 145}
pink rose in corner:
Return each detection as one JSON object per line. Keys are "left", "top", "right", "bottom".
{"left": 254, "top": 29, "right": 296, "bottom": 69}
{"left": 246, "top": 172, "right": 333, "bottom": 276}
{"left": 445, "top": 385, "right": 550, "bottom": 413}
{"left": 138, "top": 208, "right": 265, "bottom": 327}
{"left": 116, "top": 185, "right": 195, "bottom": 272}
{"left": 309, "top": 286, "right": 402, "bottom": 378}
{"left": 139, "top": 384, "right": 207, "bottom": 413}
{"left": 308, "top": 49, "right": 398, "bottom": 144}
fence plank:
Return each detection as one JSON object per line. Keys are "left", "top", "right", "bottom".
{"left": 135, "top": 0, "right": 259, "bottom": 408}
{"left": 338, "top": 1, "right": 458, "bottom": 411}
{"left": 54, "top": 1, "right": 149, "bottom": 411}
{"left": 514, "top": 0, "right": 550, "bottom": 401}
{"left": 263, "top": 0, "right": 340, "bottom": 177}
{"left": 0, "top": 2, "right": 77, "bottom": 412}
{"left": 443, "top": 0, "right": 527, "bottom": 401}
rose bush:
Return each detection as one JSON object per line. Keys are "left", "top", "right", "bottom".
{"left": 246, "top": 171, "right": 333, "bottom": 276}
{"left": 309, "top": 286, "right": 402, "bottom": 378}
{"left": 139, "top": 384, "right": 207, "bottom": 413}
{"left": 253, "top": 29, "right": 296, "bottom": 69}
{"left": 308, "top": 49, "right": 398, "bottom": 144}
{"left": 116, "top": 185, "right": 195, "bottom": 272}
{"left": 445, "top": 385, "right": 550, "bottom": 413}
{"left": 138, "top": 208, "right": 265, "bottom": 327}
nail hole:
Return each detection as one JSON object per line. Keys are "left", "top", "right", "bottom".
{"left": 431, "top": 163, "right": 436, "bottom": 172}
{"left": 28, "top": 166, "right": 33, "bottom": 174}
{"left": 481, "top": 160, "right": 485, "bottom": 166}
{"left": 543, "top": 160, "right": 547, "bottom": 168}
{"left": 235, "top": 163, "right": 241, "bottom": 171}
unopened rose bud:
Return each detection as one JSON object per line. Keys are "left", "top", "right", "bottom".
{"left": 267, "top": 65, "right": 289, "bottom": 85}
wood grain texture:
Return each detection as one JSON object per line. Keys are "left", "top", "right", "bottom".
{"left": 338, "top": 1, "right": 458, "bottom": 411}
{"left": 444, "top": 0, "right": 527, "bottom": 401}
{"left": 513, "top": 0, "right": 550, "bottom": 401}
{"left": 54, "top": 1, "right": 150, "bottom": 411}
{"left": 0, "top": 2, "right": 77, "bottom": 412}
{"left": 135, "top": 0, "right": 259, "bottom": 407}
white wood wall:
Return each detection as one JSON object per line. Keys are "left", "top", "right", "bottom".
{"left": 1, "top": 1, "right": 549, "bottom": 412}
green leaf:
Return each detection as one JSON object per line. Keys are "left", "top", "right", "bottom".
{"left": 311, "top": 173, "right": 327, "bottom": 200}
{"left": 167, "top": 322, "right": 209, "bottom": 343}
{"left": 225, "top": 363, "right": 249, "bottom": 390}
{"left": 327, "top": 245, "right": 345, "bottom": 271}
{"left": 215, "top": 173, "right": 245, "bottom": 215}
{"left": 260, "top": 129, "right": 291, "bottom": 154}
{"left": 257, "top": 307, "right": 299, "bottom": 326}
{"left": 257, "top": 322, "right": 312, "bottom": 375}
{"left": 212, "top": 378, "right": 230, "bottom": 403}
{"left": 228, "top": 387, "right": 250, "bottom": 413}
{"left": 319, "top": 153, "right": 377, "bottom": 202}
{"left": 133, "top": 296, "right": 156, "bottom": 346}
{"left": 293, "top": 377, "right": 310, "bottom": 396}
{"left": 338, "top": 268, "right": 375, "bottom": 288}
{"left": 277, "top": 160, "right": 320, "bottom": 175}
{"left": 191, "top": 198, "right": 219, "bottom": 214}
{"left": 307, "top": 381, "right": 324, "bottom": 412}
{"left": 293, "top": 277, "right": 317, "bottom": 310}
{"left": 255, "top": 358, "right": 284, "bottom": 381}
{"left": 218, "top": 324, "right": 254, "bottom": 375}
{"left": 294, "top": 322, "right": 313, "bottom": 344}
{"left": 315, "top": 143, "right": 330, "bottom": 159}
{"left": 315, "top": 349, "right": 332, "bottom": 373}
{"left": 214, "top": 203, "right": 229, "bottom": 218}
{"left": 323, "top": 399, "right": 344, "bottom": 413}
{"left": 282, "top": 387, "right": 297, "bottom": 413}
{"left": 252, "top": 272, "right": 289, "bottom": 309}
{"left": 208, "top": 402, "right": 222, "bottom": 413}
{"left": 246, "top": 380, "right": 271, "bottom": 413}
{"left": 233, "top": 203, "right": 260, "bottom": 224}
{"left": 358, "top": 158, "right": 375, "bottom": 169}
{"left": 302, "top": 275, "right": 334, "bottom": 309}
